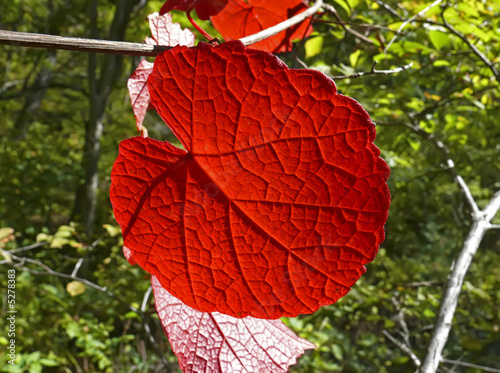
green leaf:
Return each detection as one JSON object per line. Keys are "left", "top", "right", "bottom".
{"left": 305, "top": 36, "right": 324, "bottom": 59}
{"left": 349, "top": 49, "right": 362, "bottom": 67}
{"left": 429, "top": 30, "right": 451, "bottom": 50}
{"left": 66, "top": 281, "right": 86, "bottom": 297}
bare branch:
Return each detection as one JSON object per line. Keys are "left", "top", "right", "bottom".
{"left": 419, "top": 190, "right": 500, "bottom": 373}
{"left": 331, "top": 61, "right": 413, "bottom": 80}
{"left": 1, "top": 248, "right": 140, "bottom": 314}
{"left": 0, "top": 30, "right": 171, "bottom": 56}
{"left": 240, "top": 0, "right": 323, "bottom": 47}
{"left": 4, "top": 241, "right": 48, "bottom": 254}
{"left": 382, "top": 330, "right": 421, "bottom": 368}
{"left": 384, "top": 0, "right": 444, "bottom": 53}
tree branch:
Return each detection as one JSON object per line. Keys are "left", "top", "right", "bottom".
{"left": 239, "top": 0, "right": 323, "bottom": 47}
{"left": 419, "top": 190, "right": 500, "bottom": 373}
{"left": 383, "top": 330, "right": 421, "bottom": 368}
{"left": 2, "top": 0, "right": 323, "bottom": 56}
{"left": 331, "top": 61, "right": 413, "bottom": 80}
{"left": 0, "top": 30, "right": 172, "bottom": 56}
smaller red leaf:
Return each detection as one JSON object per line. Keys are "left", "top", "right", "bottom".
{"left": 145, "top": 12, "right": 196, "bottom": 47}
{"left": 211, "top": 0, "right": 313, "bottom": 53}
{"left": 128, "top": 12, "right": 195, "bottom": 134}
{"left": 160, "top": 0, "right": 229, "bottom": 20}
{"left": 152, "top": 275, "right": 315, "bottom": 372}
{"left": 128, "top": 60, "right": 154, "bottom": 135}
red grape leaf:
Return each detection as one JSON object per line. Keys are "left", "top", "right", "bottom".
{"left": 110, "top": 40, "right": 390, "bottom": 319}
{"left": 211, "top": 0, "right": 313, "bottom": 53}
{"left": 151, "top": 275, "right": 315, "bottom": 372}
{"left": 128, "top": 12, "right": 195, "bottom": 134}
{"left": 160, "top": 0, "right": 229, "bottom": 20}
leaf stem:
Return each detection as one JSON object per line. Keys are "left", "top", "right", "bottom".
{"left": 186, "top": 11, "right": 215, "bottom": 43}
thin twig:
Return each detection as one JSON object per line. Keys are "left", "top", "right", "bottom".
{"left": 1, "top": 248, "right": 140, "bottom": 314}
{"left": 441, "top": 7, "right": 499, "bottom": 82}
{"left": 441, "top": 358, "right": 500, "bottom": 373}
{"left": 4, "top": 241, "right": 48, "bottom": 254}
{"left": 383, "top": 330, "right": 421, "bottom": 368}
{"left": 374, "top": 0, "right": 404, "bottom": 20}
{"left": 331, "top": 61, "right": 413, "bottom": 80}
{"left": 240, "top": 0, "right": 323, "bottom": 47}
{"left": 0, "top": 30, "right": 172, "bottom": 56}
{"left": 384, "top": 0, "right": 444, "bottom": 53}
{"left": 141, "top": 286, "right": 153, "bottom": 313}
{"left": 71, "top": 257, "right": 85, "bottom": 278}
{"left": 321, "top": 3, "right": 375, "bottom": 44}
{"left": 383, "top": 120, "right": 480, "bottom": 215}
{"left": 140, "top": 284, "right": 171, "bottom": 372}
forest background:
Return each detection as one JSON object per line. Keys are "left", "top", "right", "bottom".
{"left": 0, "top": 0, "right": 499, "bottom": 372}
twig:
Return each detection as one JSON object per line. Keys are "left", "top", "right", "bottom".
{"left": 331, "top": 61, "right": 413, "bottom": 80}
{"left": 419, "top": 191, "right": 500, "bottom": 373}
{"left": 1, "top": 248, "right": 140, "bottom": 314}
{"left": 383, "top": 330, "right": 421, "bottom": 368}
{"left": 374, "top": 0, "right": 404, "bottom": 20}
{"left": 440, "top": 8, "right": 500, "bottom": 82}
{"left": 385, "top": 120, "right": 480, "bottom": 215}
{"left": 4, "top": 241, "right": 48, "bottom": 254}
{"left": 405, "top": 281, "right": 440, "bottom": 288}
{"left": 384, "top": 0, "right": 444, "bottom": 53}
{"left": 321, "top": 3, "right": 375, "bottom": 44}
{"left": 0, "top": 30, "right": 172, "bottom": 56}
{"left": 489, "top": 224, "right": 500, "bottom": 230}
{"left": 140, "top": 284, "right": 172, "bottom": 372}
{"left": 441, "top": 358, "right": 500, "bottom": 373}
{"left": 71, "top": 257, "right": 85, "bottom": 278}
{"left": 141, "top": 286, "right": 153, "bottom": 313}
{"left": 240, "top": 0, "right": 323, "bottom": 47}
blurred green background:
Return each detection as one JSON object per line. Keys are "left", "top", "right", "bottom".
{"left": 0, "top": 0, "right": 499, "bottom": 371}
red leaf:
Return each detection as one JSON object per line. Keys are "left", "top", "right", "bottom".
{"left": 211, "top": 0, "right": 313, "bottom": 53}
{"left": 128, "top": 13, "right": 195, "bottom": 134}
{"left": 111, "top": 41, "right": 390, "bottom": 319}
{"left": 151, "top": 275, "right": 315, "bottom": 372}
{"left": 160, "top": 0, "right": 229, "bottom": 20}
{"left": 144, "top": 12, "right": 196, "bottom": 47}
{"left": 128, "top": 60, "right": 155, "bottom": 135}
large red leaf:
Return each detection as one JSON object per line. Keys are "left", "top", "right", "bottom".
{"left": 110, "top": 40, "right": 390, "bottom": 319}
{"left": 211, "top": 0, "right": 313, "bottom": 53}
{"left": 152, "top": 275, "right": 314, "bottom": 372}
{"left": 160, "top": 0, "right": 229, "bottom": 20}
{"left": 128, "top": 12, "right": 195, "bottom": 134}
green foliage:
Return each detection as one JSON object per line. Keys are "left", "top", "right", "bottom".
{"left": 1, "top": 0, "right": 499, "bottom": 372}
